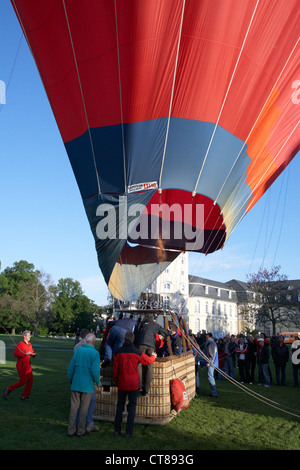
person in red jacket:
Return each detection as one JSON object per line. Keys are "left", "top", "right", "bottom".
{"left": 113, "top": 331, "right": 157, "bottom": 437}
{"left": 3, "top": 330, "right": 36, "bottom": 401}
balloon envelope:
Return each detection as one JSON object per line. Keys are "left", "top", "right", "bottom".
{"left": 12, "top": 0, "right": 300, "bottom": 301}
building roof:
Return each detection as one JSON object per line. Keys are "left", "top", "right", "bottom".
{"left": 226, "top": 279, "right": 249, "bottom": 290}
{"left": 188, "top": 275, "right": 237, "bottom": 301}
{"left": 224, "top": 279, "right": 252, "bottom": 302}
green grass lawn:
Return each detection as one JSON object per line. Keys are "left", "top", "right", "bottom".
{"left": 0, "top": 334, "right": 299, "bottom": 451}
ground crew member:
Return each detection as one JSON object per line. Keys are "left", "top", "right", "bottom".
{"left": 3, "top": 330, "right": 36, "bottom": 401}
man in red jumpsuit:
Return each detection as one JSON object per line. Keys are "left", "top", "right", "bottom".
{"left": 3, "top": 330, "right": 36, "bottom": 401}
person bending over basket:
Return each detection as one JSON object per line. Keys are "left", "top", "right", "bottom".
{"left": 134, "top": 313, "right": 171, "bottom": 396}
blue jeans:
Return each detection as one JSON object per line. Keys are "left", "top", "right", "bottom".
{"left": 207, "top": 365, "right": 217, "bottom": 396}
{"left": 259, "top": 363, "right": 271, "bottom": 385}
{"left": 104, "top": 326, "right": 126, "bottom": 361}
{"left": 86, "top": 390, "right": 96, "bottom": 425}
{"left": 224, "top": 355, "right": 235, "bottom": 378}
{"left": 76, "top": 390, "right": 96, "bottom": 426}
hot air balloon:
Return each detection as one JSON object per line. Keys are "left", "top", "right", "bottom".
{"left": 11, "top": 0, "right": 300, "bottom": 302}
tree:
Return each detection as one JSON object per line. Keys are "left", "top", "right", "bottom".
{"left": 0, "top": 293, "right": 23, "bottom": 334}
{"left": 72, "top": 294, "right": 98, "bottom": 332}
{"left": 16, "top": 271, "right": 54, "bottom": 336}
{"left": 0, "top": 261, "right": 53, "bottom": 335}
{"left": 0, "top": 260, "right": 36, "bottom": 296}
{"left": 245, "top": 266, "right": 300, "bottom": 335}
{"left": 51, "top": 278, "right": 98, "bottom": 334}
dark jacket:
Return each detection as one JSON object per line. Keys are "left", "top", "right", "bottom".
{"left": 271, "top": 342, "right": 289, "bottom": 366}
{"left": 257, "top": 344, "right": 269, "bottom": 365}
{"left": 247, "top": 341, "right": 257, "bottom": 361}
{"left": 224, "top": 340, "right": 237, "bottom": 356}
{"left": 158, "top": 331, "right": 182, "bottom": 357}
{"left": 169, "top": 332, "right": 183, "bottom": 356}
{"left": 134, "top": 318, "right": 171, "bottom": 350}
{"left": 113, "top": 341, "right": 155, "bottom": 391}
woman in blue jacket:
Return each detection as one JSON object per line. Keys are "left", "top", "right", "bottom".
{"left": 67, "top": 333, "right": 100, "bottom": 437}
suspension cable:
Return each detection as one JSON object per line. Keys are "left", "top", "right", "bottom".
{"left": 173, "top": 313, "right": 300, "bottom": 419}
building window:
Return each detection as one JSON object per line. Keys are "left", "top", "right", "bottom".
{"left": 195, "top": 300, "right": 200, "bottom": 313}
{"left": 164, "top": 282, "right": 171, "bottom": 291}
{"left": 218, "top": 303, "right": 221, "bottom": 315}
{"left": 195, "top": 318, "right": 200, "bottom": 332}
{"left": 163, "top": 296, "right": 170, "bottom": 309}
{"left": 206, "top": 301, "right": 209, "bottom": 313}
{"left": 205, "top": 286, "right": 209, "bottom": 295}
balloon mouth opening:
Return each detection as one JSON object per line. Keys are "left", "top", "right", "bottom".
{"left": 126, "top": 188, "right": 226, "bottom": 255}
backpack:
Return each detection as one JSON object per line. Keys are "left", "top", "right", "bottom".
{"left": 170, "top": 378, "right": 189, "bottom": 412}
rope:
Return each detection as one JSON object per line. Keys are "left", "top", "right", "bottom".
{"left": 174, "top": 314, "right": 300, "bottom": 419}
{"left": 62, "top": 0, "right": 101, "bottom": 195}
{"left": 225, "top": 120, "right": 299, "bottom": 240}
{"left": 272, "top": 162, "right": 291, "bottom": 266}
{"left": 272, "top": 103, "right": 295, "bottom": 266}
{"left": 188, "top": 34, "right": 300, "bottom": 262}
{"left": 158, "top": 0, "right": 186, "bottom": 192}
{"left": 213, "top": 36, "right": 300, "bottom": 209}
{"left": 114, "top": 0, "right": 127, "bottom": 194}
{"left": 0, "top": 33, "right": 23, "bottom": 114}
{"left": 192, "top": 0, "right": 260, "bottom": 197}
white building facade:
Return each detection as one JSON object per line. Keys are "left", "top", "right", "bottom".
{"left": 188, "top": 275, "right": 238, "bottom": 336}
{"left": 147, "top": 252, "right": 239, "bottom": 337}
{"left": 142, "top": 254, "right": 300, "bottom": 337}
{"left": 147, "top": 252, "right": 189, "bottom": 315}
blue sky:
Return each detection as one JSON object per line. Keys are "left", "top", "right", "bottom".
{"left": 0, "top": 1, "right": 299, "bottom": 306}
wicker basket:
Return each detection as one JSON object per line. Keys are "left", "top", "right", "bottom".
{"left": 94, "top": 350, "right": 196, "bottom": 425}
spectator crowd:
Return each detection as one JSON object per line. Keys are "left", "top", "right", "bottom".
{"left": 192, "top": 330, "right": 300, "bottom": 390}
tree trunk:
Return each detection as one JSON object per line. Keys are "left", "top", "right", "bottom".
{"left": 33, "top": 323, "right": 39, "bottom": 336}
